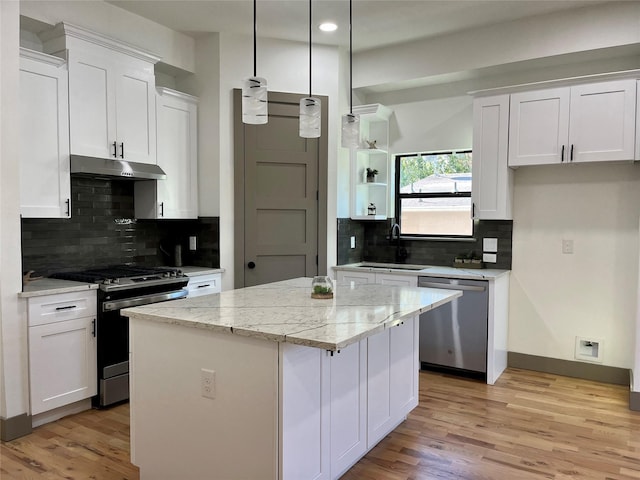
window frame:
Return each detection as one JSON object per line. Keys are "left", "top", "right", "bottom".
{"left": 394, "top": 149, "right": 473, "bottom": 239}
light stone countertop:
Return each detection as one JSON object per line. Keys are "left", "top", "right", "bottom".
{"left": 19, "top": 278, "right": 98, "bottom": 298}
{"left": 180, "top": 266, "right": 225, "bottom": 276}
{"left": 333, "top": 262, "right": 510, "bottom": 281}
{"left": 122, "top": 276, "right": 462, "bottom": 350}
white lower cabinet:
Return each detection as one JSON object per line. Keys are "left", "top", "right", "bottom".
{"left": 336, "top": 271, "right": 417, "bottom": 287}
{"left": 330, "top": 341, "right": 367, "bottom": 479}
{"left": 27, "top": 290, "right": 97, "bottom": 415}
{"left": 367, "top": 318, "right": 419, "bottom": 449}
{"left": 281, "top": 319, "right": 416, "bottom": 480}
{"left": 185, "top": 273, "right": 221, "bottom": 297}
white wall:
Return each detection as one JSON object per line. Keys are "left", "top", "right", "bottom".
{"left": 354, "top": 1, "right": 640, "bottom": 91}
{"left": 20, "top": 0, "right": 195, "bottom": 72}
{"left": 510, "top": 163, "right": 640, "bottom": 368}
{"left": 0, "top": 0, "right": 29, "bottom": 422}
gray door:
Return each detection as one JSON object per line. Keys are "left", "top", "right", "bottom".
{"left": 234, "top": 90, "right": 328, "bottom": 288}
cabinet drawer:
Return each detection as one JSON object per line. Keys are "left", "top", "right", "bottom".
{"left": 186, "top": 274, "right": 221, "bottom": 297}
{"left": 28, "top": 290, "right": 97, "bottom": 327}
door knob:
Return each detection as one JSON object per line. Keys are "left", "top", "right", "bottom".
{"left": 247, "top": 261, "right": 256, "bottom": 269}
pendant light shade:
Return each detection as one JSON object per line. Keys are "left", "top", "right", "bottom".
{"left": 341, "top": 112, "right": 360, "bottom": 147}
{"left": 242, "top": 0, "right": 268, "bottom": 124}
{"left": 341, "top": 0, "right": 360, "bottom": 148}
{"left": 243, "top": 76, "right": 268, "bottom": 124}
{"left": 300, "top": 0, "right": 321, "bottom": 138}
{"left": 300, "top": 97, "right": 321, "bottom": 138}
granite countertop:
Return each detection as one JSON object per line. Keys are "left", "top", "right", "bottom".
{"left": 19, "top": 278, "right": 98, "bottom": 298}
{"left": 122, "top": 276, "right": 462, "bottom": 350}
{"left": 180, "top": 266, "right": 225, "bottom": 276}
{"left": 333, "top": 262, "right": 510, "bottom": 280}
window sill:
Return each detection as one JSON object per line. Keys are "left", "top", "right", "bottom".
{"left": 399, "top": 235, "right": 476, "bottom": 242}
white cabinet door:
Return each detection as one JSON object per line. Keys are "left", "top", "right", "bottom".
{"left": 389, "top": 317, "right": 418, "bottom": 417}
{"left": 330, "top": 340, "right": 367, "bottom": 479}
{"left": 508, "top": 87, "right": 570, "bottom": 166}
{"left": 114, "top": 64, "right": 157, "bottom": 164}
{"left": 366, "top": 328, "right": 393, "bottom": 448}
{"left": 67, "top": 47, "right": 156, "bottom": 164}
{"left": 472, "top": 95, "right": 513, "bottom": 220}
{"left": 336, "top": 271, "right": 375, "bottom": 285}
{"left": 281, "top": 344, "right": 330, "bottom": 480}
{"left": 67, "top": 48, "right": 114, "bottom": 160}
{"left": 20, "top": 50, "right": 71, "bottom": 218}
{"left": 135, "top": 88, "right": 198, "bottom": 219}
{"left": 29, "top": 316, "right": 97, "bottom": 415}
{"left": 367, "top": 317, "right": 418, "bottom": 449}
{"left": 375, "top": 273, "right": 417, "bottom": 287}
{"left": 568, "top": 79, "right": 636, "bottom": 163}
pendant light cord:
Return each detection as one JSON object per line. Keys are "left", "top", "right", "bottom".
{"left": 349, "top": 0, "right": 353, "bottom": 114}
{"left": 253, "top": 0, "right": 257, "bottom": 77}
{"left": 308, "top": 0, "right": 312, "bottom": 97}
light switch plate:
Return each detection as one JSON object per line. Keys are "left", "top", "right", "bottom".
{"left": 350, "top": 236, "right": 356, "bottom": 249}
{"left": 483, "top": 237, "right": 498, "bottom": 252}
{"left": 483, "top": 253, "right": 497, "bottom": 263}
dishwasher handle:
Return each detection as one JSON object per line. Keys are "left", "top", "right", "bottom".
{"left": 418, "top": 281, "right": 485, "bottom": 292}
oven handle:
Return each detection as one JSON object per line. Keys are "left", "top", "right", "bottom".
{"left": 103, "top": 289, "right": 188, "bottom": 312}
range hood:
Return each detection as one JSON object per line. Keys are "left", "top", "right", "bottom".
{"left": 70, "top": 155, "right": 167, "bottom": 180}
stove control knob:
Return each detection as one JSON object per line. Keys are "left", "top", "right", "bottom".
{"left": 103, "top": 279, "right": 112, "bottom": 284}
{"left": 113, "top": 278, "right": 120, "bottom": 284}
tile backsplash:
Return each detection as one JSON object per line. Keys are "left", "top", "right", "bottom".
{"left": 337, "top": 218, "right": 512, "bottom": 270}
{"left": 21, "top": 177, "right": 220, "bottom": 277}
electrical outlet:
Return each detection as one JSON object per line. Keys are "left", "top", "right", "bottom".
{"left": 350, "top": 236, "right": 356, "bottom": 249}
{"left": 562, "top": 239, "right": 574, "bottom": 254}
{"left": 201, "top": 368, "right": 215, "bottom": 399}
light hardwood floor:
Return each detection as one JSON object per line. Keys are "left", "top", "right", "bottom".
{"left": 1, "top": 368, "right": 639, "bottom": 479}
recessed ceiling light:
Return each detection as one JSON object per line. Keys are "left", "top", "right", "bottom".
{"left": 319, "top": 22, "right": 338, "bottom": 32}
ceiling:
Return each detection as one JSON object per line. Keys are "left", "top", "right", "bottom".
{"left": 106, "top": 0, "right": 611, "bottom": 52}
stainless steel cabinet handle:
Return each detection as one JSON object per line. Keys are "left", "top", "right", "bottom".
{"left": 55, "top": 305, "right": 77, "bottom": 311}
{"left": 112, "top": 141, "right": 117, "bottom": 158}
{"left": 65, "top": 198, "right": 70, "bottom": 217}
{"left": 91, "top": 318, "right": 96, "bottom": 337}
{"left": 418, "top": 282, "right": 486, "bottom": 292}
{"left": 196, "top": 284, "right": 211, "bottom": 288}
{"left": 159, "top": 202, "right": 164, "bottom": 217}
{"left": 561, "top": 145, "right": 565, "bottom": 162}
{"left": 120, "top": 142, "right": 124, "bottom": 159}
{"left": 570, "top": 144, "right": 574, "bottom": 162}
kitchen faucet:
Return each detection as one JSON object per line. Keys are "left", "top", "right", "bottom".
{"left": 389, "top": 222, "right": 408, "bottom": 262}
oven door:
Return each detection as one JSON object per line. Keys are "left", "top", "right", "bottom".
{"left": 96, "top": 288, "right": 187, "bottom": 407}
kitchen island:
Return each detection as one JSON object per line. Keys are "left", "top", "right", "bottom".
{"left": 123, "top": 277, "right": 461, "bottom": 480}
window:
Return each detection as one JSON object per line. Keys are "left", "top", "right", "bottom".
{"left": 395, "top": 150, "right": 472, "bottom": 237}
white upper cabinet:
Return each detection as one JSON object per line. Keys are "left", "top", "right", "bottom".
{"left": 508, "top": 79, "right": 636, "bottom": 166}
{"left": 19, "top": 49, "right": 71, "bottom": 218}
{"left": 471, "top": 95, "right": 513, "bottom": 220}
{"left": 568, "top": 80, "right": 636, "bottom": 163}
{"left": 42, "top": 23, "right": 159, "bottom": 164}
{"left": 135, "top": 88, "right": 198, "bottom": 219}
{"left": 508, "top": 87, "right": 570, "bottom": 166}
{"left": 350, "top": 104, "right": 393, "bottom": 220}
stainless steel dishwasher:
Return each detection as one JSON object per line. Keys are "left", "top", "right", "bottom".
{"left": 418, "top": 276, "right": 488, "bottom": 378}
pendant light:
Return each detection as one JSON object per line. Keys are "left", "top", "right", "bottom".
{"left": 299, "top": 0, "right": 321, "bottom": 138}
{"left": 341, "top": 0, "right": 360, "bottom": 147}
{"left": 242, "top": 0, "right": 268, "bottom": 124}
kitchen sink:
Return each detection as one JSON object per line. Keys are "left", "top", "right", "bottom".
{"left": 356, "top": 263, "right": 431, "bottom": 271}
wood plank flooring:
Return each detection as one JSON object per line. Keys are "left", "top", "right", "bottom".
{"left": 1, "top": 368, "right": 639, "bottom": 479}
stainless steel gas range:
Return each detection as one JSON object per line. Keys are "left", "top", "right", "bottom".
{"left": 51, "top": 265, "right": 188, "bottom": 407}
